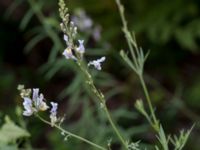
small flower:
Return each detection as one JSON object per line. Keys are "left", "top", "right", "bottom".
{"left": 88, "top": 56, "right": 106, "bottom": 70}
{"left": 50, "top": 102, "right": 58, "bottom": 126}
{"left": 23, "top": 97, "right": 35, "bottom": 116}
{"left": 32, "top": 89, "right": 49, "bottom": 111}
{"left": 36, "top": 94, "right": 49, "bottom": 111}
{"left": 64, "top": 34, "right": 68, "bottom": 44}
{"left": 32, "top": 88, "right": 39, "bottom": 102}
{"left": 76, "top": 40, "right": 85, "bottom": 53}
{"left": 62, "top": 47, "right": 76, "bottom": 60}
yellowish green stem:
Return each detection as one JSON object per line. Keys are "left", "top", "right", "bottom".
{"left": 77, "top": 60, "right": 128, "bottom": 150}
{"left": 139, "top": 75, "right": 159, "bottom": 131}
{"left": 36, "top": 114, "right": 106, "bottom": 150}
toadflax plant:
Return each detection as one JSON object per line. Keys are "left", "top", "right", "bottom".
{"left": 116, "top": 0, "right": 193, "bottom": 150}
{"left": 17, "top": 0, "right": 193, "bottom": 150}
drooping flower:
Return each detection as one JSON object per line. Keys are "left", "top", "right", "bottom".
{"left": 76, "top": 40, "right": 85, "bottom": 53}
{"left": 23, "top": 97, "right": 35, "bottom": 116}
{"left": 88, "top": 56, "right": 106, "bottom": 70}
{"left": 62, "top": 47, "right": 76, "bottom": 60}
{"left": 50, "top": 102, "right": 58, "bottom": 126}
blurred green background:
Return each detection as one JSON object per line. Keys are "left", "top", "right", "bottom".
{"left": 0, "top": 0, "right": 200, "bottom": 149}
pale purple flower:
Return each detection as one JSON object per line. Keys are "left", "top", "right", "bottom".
{"left": 50, "top": 102, "right": 58, "bottom": 115}
{"left": 23, "top": 97, "right": 34, "bottom": 116}
{"left": 32, "top": 88, "right": 39, "bottom": 102}
{"left": 88, "top": 57, "right": 106, "bottom": 70}
{"left": 32, "top": 89, "right": 48, "bottom": 111}
{"left": 62, "top": 47, "right": 76, "bottom": 60}
{"left": 76, "top": 40, "right": 85, "bottom": 53}
{"left": 36, "top": 93, "right": 49, "bottom": 111}
{"left": 64, "top": 34, "right": 68, "bottom": 44}
{"left": 50, "top": 102, "right": 58, "bottom": 126}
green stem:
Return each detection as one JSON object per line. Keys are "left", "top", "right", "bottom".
{"left": 77, "top": 60, "right": 128, "bottom": 150}
{"left": 104, "top": 107, "right": 128, "bottom": 149}
{"left": 139, "top": 75, "right": 159, "bottom": 131}
{"left": 116, "top": 0, "right": 139, "bottom": 70}
{"left": 36, "top": 115, "right": 106, "bottom": 150}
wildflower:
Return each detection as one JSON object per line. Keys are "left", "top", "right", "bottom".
{"left": 23, "top": 97, "right": 35, "bottom": 116}
{"left": 50, "top": 102, "right": 58, "bottom": 126}
{"left": 32, "top": 88, "right": 49, "bottom": 111}
{"left": 36, "top": 94, "right": 49, "bottom": 111}
{"left": 76, "top": 40, "right": 85, "bottom": 53}
{"left": 64, "top": 34, "right": 69, "bottom": 44}
{"left": 88, "top": 57, "right": 106, "bottom": 70}
{"left": 62, "top": 47, "right": 76, "bottom": 60}
{"left": 32, "top": 88, "right": 39, "bottom": 102}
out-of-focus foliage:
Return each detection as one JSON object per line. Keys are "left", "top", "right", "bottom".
{"left": 0, "top": 116, "right": 30, "bottom": 150}
{"left": 130, "top": 0, "right": 200, "bottom": 51}
{"left": 0, "top": 0, "right": 199, "bottom": 149}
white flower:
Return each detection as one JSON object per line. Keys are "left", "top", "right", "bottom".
{"left": 88, "top": 57, "right": 106, "bottom": 70}
{"left": 36, "top": 94, "right": 49, "bottom": 111}
{"left": 32, "top": 88, "right": 39, "bottom": 102}
{"left": 50, "top": 102, "right": 58, "bottom": 126}
{"left": 76, "top": 40, "right": 85, "bottom": 53}
{"left": 64, "top": 34, "right": 68, "bottom": 44}
{"left": 62, "top": 47, "right": 76, "bottom": 60}
{"left": 32, "top": 89, "right": 49, "bottom": 111}
{"left": 23, "top": 97, "right": 35, "bottom": 116}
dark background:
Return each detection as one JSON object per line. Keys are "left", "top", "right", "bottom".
{"left": 0, "top": 0, "right": 200, "bottom": 149}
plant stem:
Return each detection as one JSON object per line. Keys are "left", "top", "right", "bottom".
{"left": 77, "top": 60, "right": 128, "bottom": 150}
{"left": 139, "top": 75, "right": 159, "bottom": 131}
{"left": 116, "top": 0, "right": 139, "bottom": 70}
{"left": 36, "top": 114, "right": 106, "bottom": 150}
{"left": 116, "top": 0, "right": 159, "bottom": 132}
{"left": 104, "top": 106, "right": 128, "bottom": 149}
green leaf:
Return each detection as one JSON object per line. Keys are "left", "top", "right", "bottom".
{"left": 0, "top": 116, "right": 30, "bottom": 144}
{"left": 20, "top": 9, "right": 34, "bottom": 30}
{"left": 25, "top": 33, "right": 46, "bottom": 53}
{"left": 0, "top": 144, "right": 18, "bottom": 150}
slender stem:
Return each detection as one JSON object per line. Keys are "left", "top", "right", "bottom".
{"left": 116, "top": 0, "right": 139, "bottom": 70}
{"left": 77, "top": 60, "right": 128, "bottom": 150}
{"left": 104, "top": 107, "right": 128, "bottom": 149}
{"left": 36, "top": 115, "right": 106, "bottom": 150}
{"left": 139, "top": 75, "right": 159, "bottom": 131}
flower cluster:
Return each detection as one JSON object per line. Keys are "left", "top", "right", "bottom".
{"left": 62, "top": 34, "right": 85, "bottom": 60}
{"left": 18, "top": 86, "right": 59, "bottom": 126}
{"left": 62, "top": 33, "right": 105, "bottom": 70}
{"left": 59, "top": 0, "right": 105, "bottom": 70}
